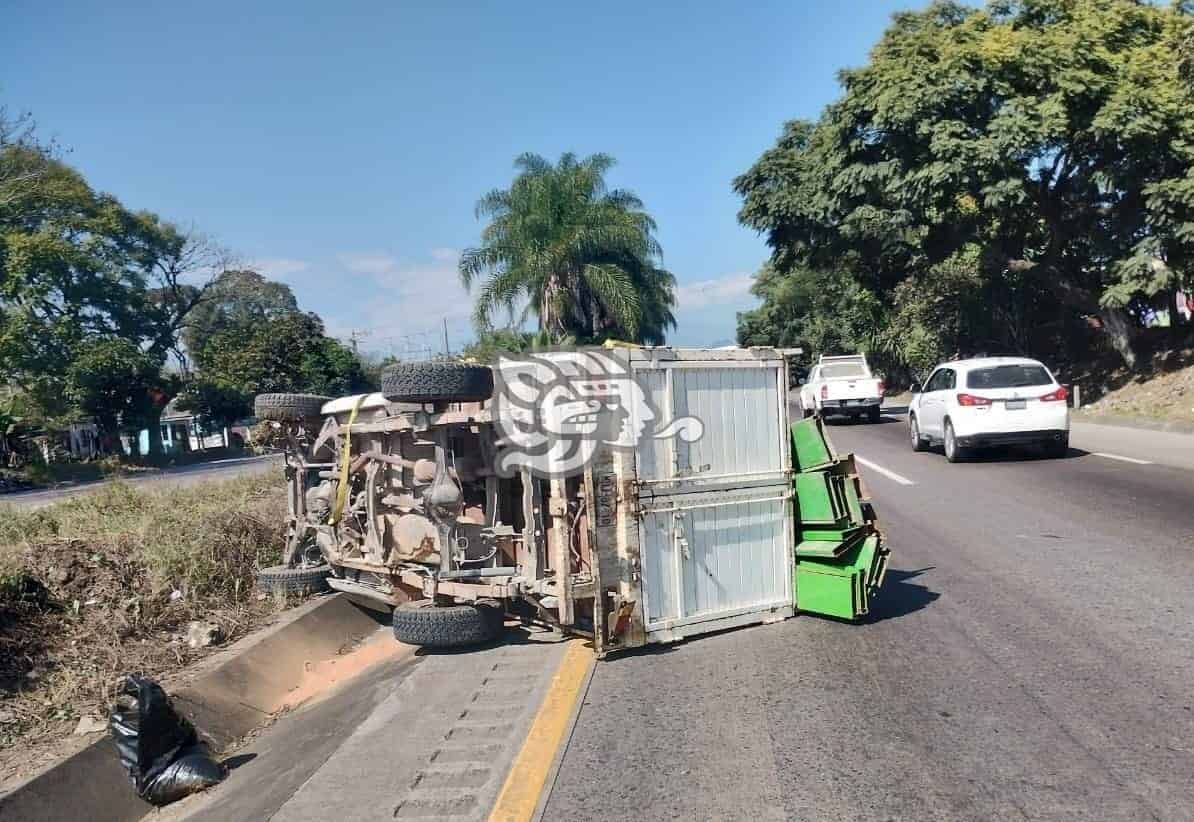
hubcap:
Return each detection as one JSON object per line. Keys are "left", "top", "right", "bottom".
{"left": 910, "top": 420, "right": 918, "bottom": 446}
{"left": 945, "top": 426, "right": 954, "bottom": 456}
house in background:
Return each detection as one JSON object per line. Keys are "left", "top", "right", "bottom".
{"left": 130, "top": 398, "right": 246, "bottom": 455}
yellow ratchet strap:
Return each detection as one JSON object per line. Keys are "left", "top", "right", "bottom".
{"left": 329, "top": 394, "right": 367, "bottom": 524}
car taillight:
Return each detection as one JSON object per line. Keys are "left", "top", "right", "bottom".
{"left": 1039, "top": 385, "right": 1068, "bottom": 402}
{"left": 820, "top": 384, "right": 828, "bottom": 399}
{"left": 956, "top": 393, "right": 993, "bottom": 406}
{"left": 877, "top": 380, "right": 885, "bottom": 395}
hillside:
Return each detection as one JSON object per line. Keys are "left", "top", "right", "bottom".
{"left": 1066, "top": 344, "right": 1194, "bottom": 425}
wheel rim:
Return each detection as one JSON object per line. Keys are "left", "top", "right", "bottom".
{"left": 945, "top": 425, "right": 955, "bottom": 457}
{"left": 910, "top": 419, "right": 919, "bottom": 447}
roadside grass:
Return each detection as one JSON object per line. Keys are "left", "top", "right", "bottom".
{"left": 0, "top": 474, "right": 295, "bottom": 774}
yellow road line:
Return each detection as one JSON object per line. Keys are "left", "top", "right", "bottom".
{"left": 488, "top": 640, "right": 593, "bottom": 822}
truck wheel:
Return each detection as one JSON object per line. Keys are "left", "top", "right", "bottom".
{"left": 381, "top": 362, "right": 493, "bottom": 404}
{"left": 256, "top": 563, "right": 330, "bottom": 595}
{"left": 867, "top": 406, "right": 882, "bottom": 423}
{"left": 254, "top": 393, "right": 332, "bottom": 422}
{"left": 391, "top": 599, "right": 504, "bottom": 648}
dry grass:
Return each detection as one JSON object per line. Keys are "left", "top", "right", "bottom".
{"left": 0, "top": 474, "right": 293, "bottom": 769}
{"left": 1082, "top": 354, "right": 1194, "bottom": 424}
{"left": 1074, "top": 344, "right": 1194, "bottom": 422}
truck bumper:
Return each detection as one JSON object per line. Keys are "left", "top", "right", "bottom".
{"left": 824, "top": 397, "right": 882, "bottom": 414}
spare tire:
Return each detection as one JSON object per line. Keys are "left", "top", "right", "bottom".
{"left": 255, "top": 564, "right": 330, "bottom": 595}
{"left": 254, "top": 393, "right": 332, "bottom": 422}
{"left": 381, "top": 362, "right": 493, "bottom": 404}
{"left": 391, "top": 599, "right": 504, "bottom": 648}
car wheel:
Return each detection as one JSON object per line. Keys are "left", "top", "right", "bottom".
{"left": 381, "top": 362, "right": 493, "bottom": 404}
{"left": 391, "top": 599, "right": 505, "bottom": 648}
{"left": 256, "top": 563, "right": 331, "bottom": 595}
{"left": 943, "top": 420, "right": 966, "bottom": 463}
{"left": 254, "top": 393, "right": 333, "bottom": 423}
{"left": 867, "top": 406, "right": 881, "bottom": 424}
{"left": 909, "top": 415, "right": 927, "bottom": 452}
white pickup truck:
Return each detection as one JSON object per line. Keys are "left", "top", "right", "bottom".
{"left": 799, "top": 354, "right": 885, "bottom": 422}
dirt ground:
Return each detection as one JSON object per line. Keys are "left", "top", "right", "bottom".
{"left": 0, "top": 473, "right": 305, "bottom": 785}
{"left": 1081, "top": 353, "right": 1194, "bottom": 424}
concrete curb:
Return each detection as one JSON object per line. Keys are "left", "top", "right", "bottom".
{"left": 1072, "top": 410, "right": 1194, "bottom": 435}
{"left": 0, "top": 594, "right": 385, "bottom": 822}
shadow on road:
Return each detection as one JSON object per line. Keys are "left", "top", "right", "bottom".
{"left": 864, "top": 566, "right": 940, "bottom": 623}
{"left": 823, "top": 415, "right": 898, "bottom": 426}
{"left": 223, "top": 753, "right": 258, "bottom": 771}
{"left": 413, "top": 621, "right": 539, "bottom": 654}
{"left": 949, "top": 445, "right": 1090, "bottom": 463}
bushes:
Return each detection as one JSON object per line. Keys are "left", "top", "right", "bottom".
{"left": 0, "top": 475, "right": 289, "bottom": 759}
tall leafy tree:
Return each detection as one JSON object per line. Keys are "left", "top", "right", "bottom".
{"left": 736, "top": 0, "right": 1194, "bottom": 369}
{"left": 460, "top": 153, "right": 677, "bottom": 345}
{"left": 180, "top": 312, "right": 369, "bottom": 429}
{"left": 0, "top": 127, "right": 226, "bottom": 450}
{"left": 180, "top": 268, "right": 299, "bottom": 361}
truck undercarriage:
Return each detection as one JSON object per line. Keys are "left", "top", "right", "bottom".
{"left": 256, "top": 347, "right": 889, "bottom": 657}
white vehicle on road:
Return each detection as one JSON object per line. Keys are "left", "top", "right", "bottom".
{"left": 907, "top": 357, "right": 1070, "bottom": 462}
{"left": 799, "top": 354, "right": 885, "bottom": 422}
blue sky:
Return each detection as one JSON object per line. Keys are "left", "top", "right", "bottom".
{"left": 3, "top": 0, "right": 913, "bottom": 355}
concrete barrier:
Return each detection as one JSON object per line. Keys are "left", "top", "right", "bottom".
{"left": 0, "top": 594, "right": 386, "bottom": 822}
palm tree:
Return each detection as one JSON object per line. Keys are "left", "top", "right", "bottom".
{"left": 459, "top": 153, "right": 676, "bottom": 344}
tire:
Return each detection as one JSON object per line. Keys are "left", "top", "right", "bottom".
{"left": 391, "top": 599, "right": 504, "bottom": 648}
{"left": 254, "top": 393, "right": 332, "bottom": 423}
{"left": 381, "top": 362, "right": 493, "bottom": 404}
{"left": 801, "top": 405, "right": 813, "bottom": 419}
{"left": 943, "top": 420, "right": 966, "bottom": 463}
{"left": 909, "top": 415, "right": 927, "bottom": 452}
{"left": 256, "top": 563, "right": 330, "bottom": 595}
{"left": 867, "top": 406, "right": 882, "bottom": 423}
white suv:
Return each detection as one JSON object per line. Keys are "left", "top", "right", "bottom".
{"left": 907, "top": 357, "right": 1069, "bottom": 462}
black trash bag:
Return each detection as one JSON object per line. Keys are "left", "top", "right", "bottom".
{"left": 108, "top": 674, "right": 226, "bottom": 805}
{"left": 145, "top": 744, "right": 228, "bottom": 805}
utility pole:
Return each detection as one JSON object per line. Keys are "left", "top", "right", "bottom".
{"left": 349, "top": 329, "right": 369, "bottom": 355}
{"left": 442, "top": 318, "right": 451, "bottom": 357}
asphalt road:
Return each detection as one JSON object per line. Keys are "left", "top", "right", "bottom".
{"left": 1, "top": 454, "right": 280, "bottom": 509}
{"left": 543, "top": 409, "right": 1194, "bottom": 822}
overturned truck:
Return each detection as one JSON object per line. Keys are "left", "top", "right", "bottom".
{"left": 255, "top": 346, "right": 888, "bottom": 657}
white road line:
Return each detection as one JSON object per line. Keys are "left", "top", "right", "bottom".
{"left": 1090, "top": 452, "right": 1154, "bottom": 465}
{"left": 853, "top": 455, "right": 916, "bottom": 486}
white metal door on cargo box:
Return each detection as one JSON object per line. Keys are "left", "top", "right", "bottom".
{"left": 631, "top": 359, "right": 790, "bottom": 495}
{"left": 638, "top": 488, "right": 793, "bottom": 635}
{"left": 632, "top": 357, "right": 793, "bottom": 637}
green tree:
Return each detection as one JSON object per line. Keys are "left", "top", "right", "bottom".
{"left": 65, "top": 338, "right": 171, "bottom": 446}
{"left": 736, "top": 0, "right": 1194, "bottom": 369}
{"left": 460, "top": 153, "right": 677, "bottom": 345}
{"left": 181, "top": 312, "right": 370, "bottom": 428}
{"left": 458, "top": 328, "right": 545, "bottom": 363}
{"left": 0, "top": 123, "right": 229, "bottom": 451}
{"left": 180, "top": 268, "right": 300, "bottom": 361}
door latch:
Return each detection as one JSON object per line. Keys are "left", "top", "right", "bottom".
{"left": 673, "top": 512, "right": 690, "bottom": 560}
